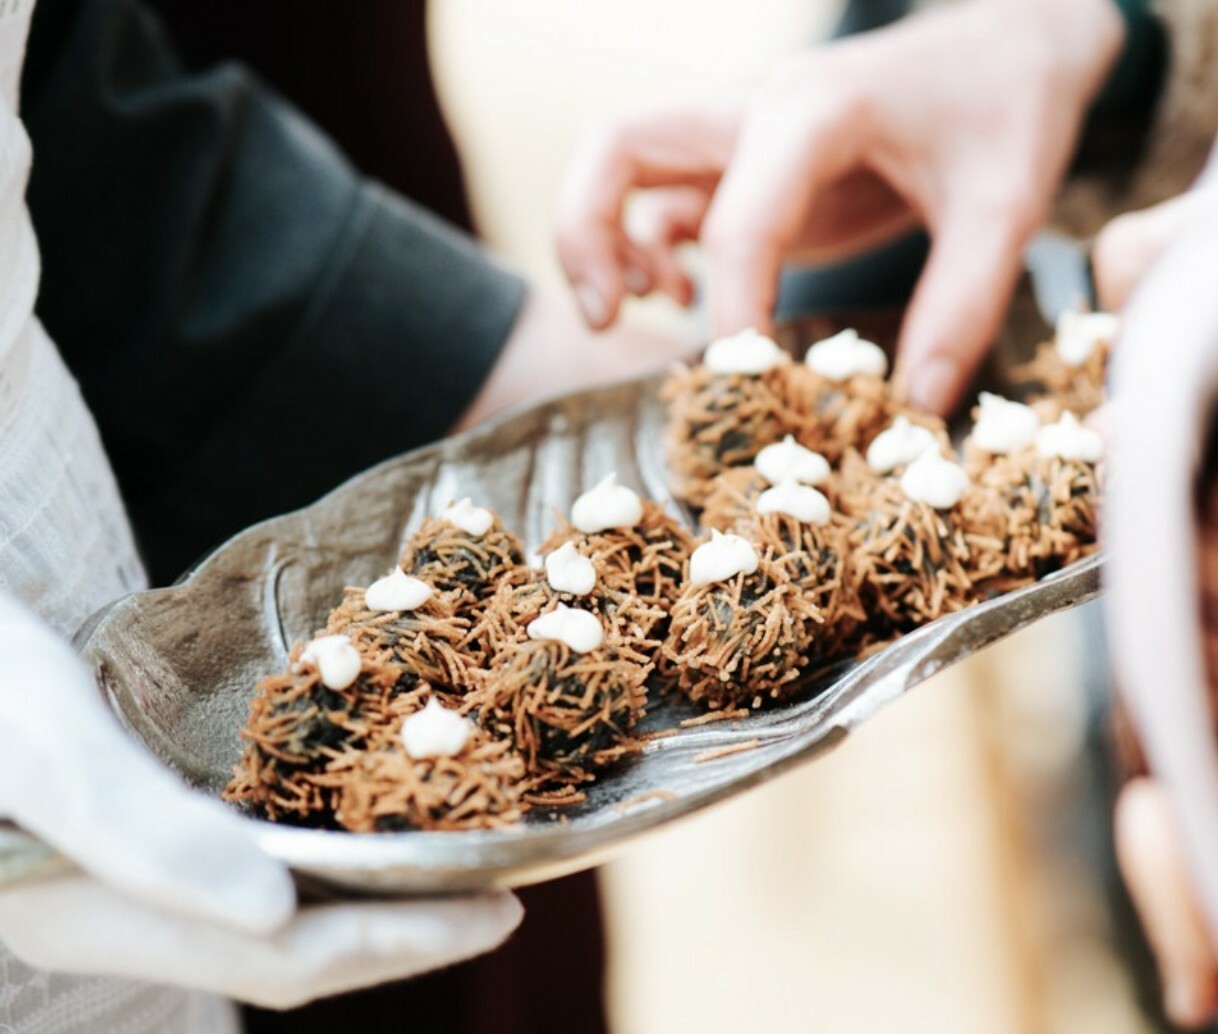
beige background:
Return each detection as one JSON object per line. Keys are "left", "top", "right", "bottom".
{"left": 431, "top": 4, "right": 1151, "bottom": 1031}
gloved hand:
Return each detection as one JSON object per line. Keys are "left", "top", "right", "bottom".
{"left": 0, "top": 591, "right": 522, "bottom": 1009}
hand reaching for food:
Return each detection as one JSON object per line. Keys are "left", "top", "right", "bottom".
{"left": 555, "top": 0, "right": 1124, "bottom": 416}
{"left": 0, "top": 591, "right": 522, "bottom": 1009}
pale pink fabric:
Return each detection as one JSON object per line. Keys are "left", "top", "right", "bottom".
{"left": 1107, "top": 143, "right": 1218, "bottom": 939}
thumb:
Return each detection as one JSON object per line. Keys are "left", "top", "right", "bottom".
{"left": 896, "top": 197, "right": 1032, "bottom": 415}
{"left": 0, "top": 595, "right": 295, "bottom": 935}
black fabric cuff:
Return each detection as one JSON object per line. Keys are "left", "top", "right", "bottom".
{"left": 1073, "top": 0, "right": 1167, "bottom": 175}
{"left": 282, "top": 181, "right": 527, "bottom": 463}
{"left": 134, "top": 183, "right": 526, "bottom": 580}
{"left": 1093, "top": 0, "right": 1167, "bottom": 120}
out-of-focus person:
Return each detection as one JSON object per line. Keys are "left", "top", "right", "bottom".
{"left": 1101, "top": 160, "right": 1218, "bottom": 1030}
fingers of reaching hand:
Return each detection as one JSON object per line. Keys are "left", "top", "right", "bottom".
{"left": 701, "top": 93, "right": 862, "bottom": 338}
{"left": 624, "top": 186, "right": 707, "bottom": 305}
{"left": 1116, "top": 779, "right": 1218, "bottom": 1029}
{"left": 0, "top": 613, "right": 294, "bottom": 935}
{"left": 793, "top": 170, "right": 918, "bottom": 263}
{"left": 556, "top": 107, "right": 736, "bottom": 329}
{"left": 0, "top": 876, "right": 523, "bottom": 1009}
{"left": 556, "top": 123, "right": 636, "bottom": 328}
{"left": 895, "top": 190, "right": 1038, "bottom": 416}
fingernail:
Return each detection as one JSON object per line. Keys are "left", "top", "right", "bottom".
{"left": 623, "top": 265, "right": 650, "bottom": 295}
{"left": 576, "top": 283, "right": 607, "bottom": 327}
{"left": 906, "top": 356, "right": 959, "bottom": 415}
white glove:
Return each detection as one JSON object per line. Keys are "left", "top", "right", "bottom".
{"left": 0, "top": 591, "right": 522, "bottom": 1009}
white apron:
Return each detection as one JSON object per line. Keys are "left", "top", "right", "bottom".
{"left": 0, "top": 1, "right": 236, "bottom": 1029}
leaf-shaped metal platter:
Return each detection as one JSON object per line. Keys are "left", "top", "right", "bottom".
{"left": 75, "top": 351, "right": 1100, "bottom": 896}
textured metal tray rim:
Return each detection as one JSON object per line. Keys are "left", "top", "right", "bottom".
{"left": 75, "top": 351, "right": 1103, "bottom": 891}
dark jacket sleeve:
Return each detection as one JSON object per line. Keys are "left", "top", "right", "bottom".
{"left": 22, "top": 0, "right": 527, "bottom": 583}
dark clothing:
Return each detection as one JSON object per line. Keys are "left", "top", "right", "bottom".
{"left": 23, "top": 0, "right": 526, "bottom": 586}
{"left": 22, "top": 4, "right": 608, "bottom": 1034}
{"left": 147, "top": 0, "right": 477, "bottom": 236}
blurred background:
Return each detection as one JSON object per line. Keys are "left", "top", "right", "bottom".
{"left": 153, "top": 0, "right": 1160, "bottom": 1029}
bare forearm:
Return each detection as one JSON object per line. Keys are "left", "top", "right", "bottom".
{"left": 455, "top": 292, "right": 694, "bottom": 431}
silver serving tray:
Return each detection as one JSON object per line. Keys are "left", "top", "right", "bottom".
{"left": 61, "top": 326, "right": 1099, "bottom": 895}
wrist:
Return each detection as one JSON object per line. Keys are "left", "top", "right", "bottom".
{"left": 990, "top": 0, "right": 1125, "bottom": 98}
